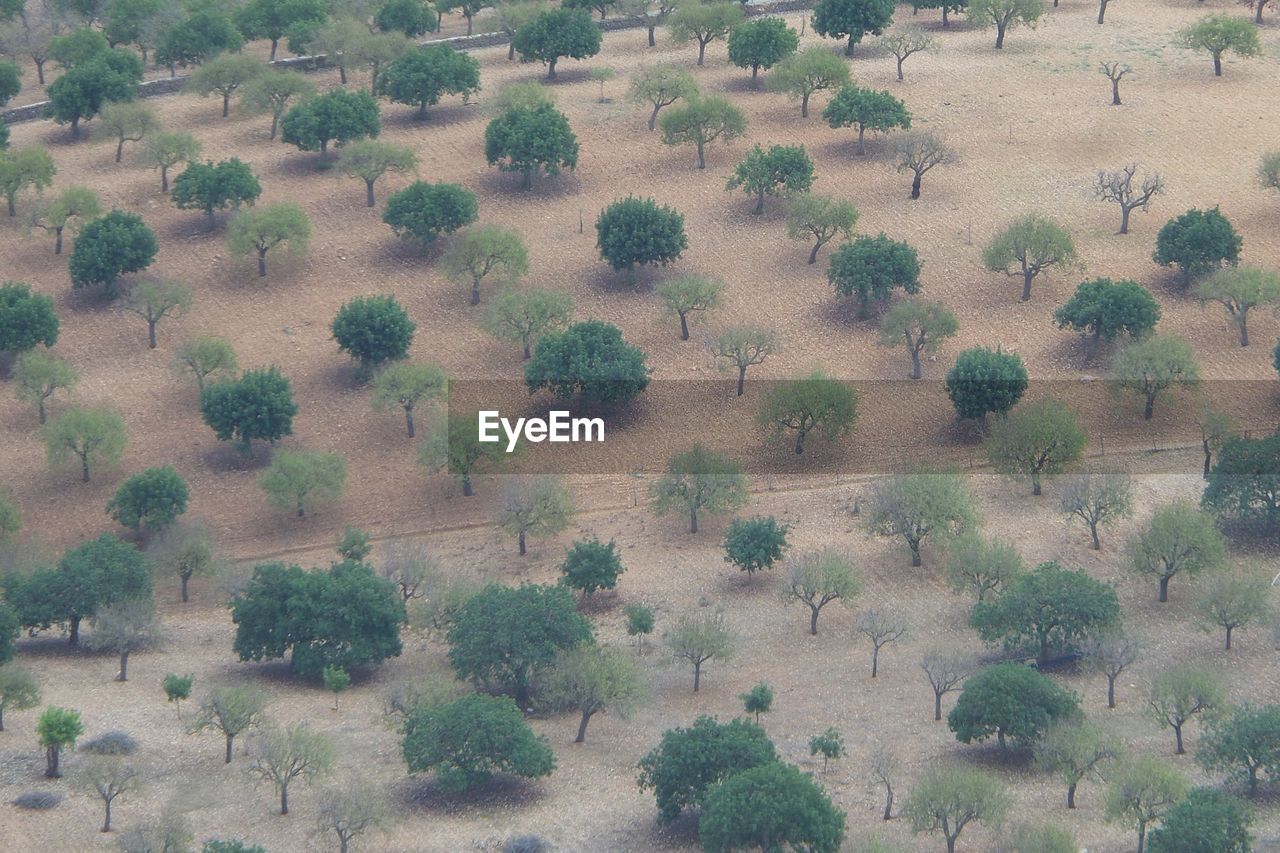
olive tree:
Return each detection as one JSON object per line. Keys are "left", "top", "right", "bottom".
{"left": 657, "top": 275, "right": 722, "bottom": 340}
{"left": 878, "top": 300, "right": 957, "bottom": 380}
{"left": 440, "top": 225, "right": 529, "bottom": 305}
{"left": 497, "top": 476, "right": 574, "bottom": 555}
{"left": 786, "top": 193, "right": 857, "bottom": 265}
{"left": 650, "top": 444, "right": 747, "bottom": 533}
{"left": 1113, "top": 334, "right": 1199, "bottom": 421}
{"left": 338, "top": 139, "right": 417, "bottom": 207}
{"left": 1059, "top": 473, "right": 1133, "bottom": 549}
{"left": 1197, "top": 266, "right": 1280, "bottom": 348}
{"left": 865, "top": 470, "right": 977, "bottom": 567}
{"left": 1148, "top": 665, "right": 1225, "bottom": 754}
{"left": 784, "top": 550, "right": 860, "bottom": 635}
{"left": 725, "top": 143, "right": 813, "bottom": 215}
{"left": 13, "top": 349, "right": 76, "bottom": 424}
{"left": 892, "top": 130, "right": 955, "bottom": 199}
{"left": 628, "top": 62, "right": 698, "bottom": 131}
{"left": 984, "top": 398, "right": 1086, "bottom": 496}
{"left": 1178, "top": 14, "right": 1260, "bottom": 77}
{"left": 967, "top": 0, "right": 1044, "bottom": 49}
{"left": 665, "top": 608, "right": 735, "bottom": 690}
{"left": 983, "top": 214, "right": 1076, "bottom": 302}
{"left": 45, "top": 406, "right": 126, "bottom": 482}
{"left": 227, "top": 203, "right": 311, "bottom": 277}
{"left": 659, "top": 95, "right": 745, "bottom": 169}
{"left": 1095, "top": 164, "right": 1165, "bottom": 235}
{"left": 756, "top": 371, "right": 857, "bottom": 455}
{"left": 766, "top": 46, "right": 849, "bottom": 118}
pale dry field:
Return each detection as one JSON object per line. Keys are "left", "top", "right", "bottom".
{"left": 3, "top": 0, "right": 1280, "bottom": 849}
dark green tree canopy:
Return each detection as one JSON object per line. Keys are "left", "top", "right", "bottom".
{"left": 156, "top": 10, "right": 245, "bottom": 72}
{"left": 1153, "top": 207, "right": 1241, "bottom": 285}
{"left": 280, "top": 89, "right": 380, "bottom": 159}
{"left": 46, "top": 48, "right": 143, "bottom": 138}
{"left": 828, "top": 233, "right": 921, "bottom": 317}
{"left": 484, "top": 103, "right": 579, "bottom": 190}
{"left": 948, "top": 662, "right": 1082, "bottom": 749}
{"left": 1202, "top": 430, "right": 1280, "bottom": 529}
{"left": 376, "top": 43, "right": 481, "bottom": 118}
{"left": 0, "top": 62, "right": 20, "bottom": 106}
{"left": 524, "top": 320, "right": 650, "bottom": 408}
{"left": 375, "top": 0, "right": 437, "bottom": 36}
{"left": 233, "top": 0, "right": 328, "bottom": 59}
{"left": 595, "top": 195, "right": 687, "bottom": 275}
{"left": 1053, "top": 277, "right": 1160, "bottom": 353}
{"left": 699, "top": 761, "right": 846, "bottom": 853}
{"left": 0, "top": 282, "right": 58, "bottom": 353}
{"left": 812, "top": 0, "right": 895, "bottom": 55}
{"left": 560, "top": 536, "right": 624, "bottom": 597}
{"left": 171, "top": 159, "right": 262, "bottom": 220}
{"left": 822, "top": 85, "right": 911, "bottom": 154}
{"left": 69, "top": 210, "right": 158, "bottom": 296}
{"left": 230, "top": 559, "right": 405, "bottom": 677}
{"left": 511, "top": 7, "right": 602, "bottom": 79}
{"left": 725, "top": 143, "right": 814, "bottom": 215}
{"left": 723, "top": 516, "right": 789, "bottom": 576}
{"left": 726, "top": 17, "right": 799, "bottom": 82}
{"left": 944, "top": 345, "right": 1028, "bottom": 421}
{"left": 1147, "top": 787, "right": 1252, "bottom": 853}
{"left": 199, "top": 367, "right": 298, "bottom": 454}
{"left": 1196, "top": 703, "right": 1280, "bottom": 797}
{"left": 106, "top": 465, "right": 189, "bottom": 533}
{"left": 330, "top": 294, "right": 415, "bottom": 378}
{"left": 382, "top": 181, "right": 477, "bottom": 246}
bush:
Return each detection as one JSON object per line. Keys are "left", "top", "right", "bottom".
{"left": 12, "top": 790, "right": 63, "bottom": 810}
{"left": 80, "top": 730, "right": 140, "bottom": 755}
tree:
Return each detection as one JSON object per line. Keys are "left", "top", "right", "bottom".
{"left": 629, "top": 62, "right": 698, "bottom": 131}
{"left": 809, "top": 728, "right": 845, "bottom": 769}
{"left": 784, "top": 550, "right": 859, "bottom": 635}
{"left": 227, "top": 203, "right": 311, "bottom": 278}
{"left": 248, "top": 724, "right": 333, "bottom": 815}
{"left": 1035, "top": 721, "right": 1120, "bottom": 808}
{"left": 185, "top": 54, "right": 263, "bottom": 118}
{"left": 1095, "top": 164, "right": 1165, "bottom": 235}
{"left": 46, "top": 48, "right": 143, "bottom": 139}
{"left": 786, "top": 194, "right": 857, "bottom": 266}
{"left": 650, "top": 444, "right": 747, "bottom": 534}
{"left": 656, "top": 275, "right": 721, "bottom": 341}
{"left": 193, "top": 686, "right": 266, "bottom": 764}
{"left": 0, "top": 59, "right": 17, "bottom": 106}
{"left": 967, "top": 0, "right": 1043, "bottom": 49}
{"left": 371, "top": 361, "right": 444, "bottom": 438}
{"left": 921, "top": 649, "right": 973, "bottom": 721}
{"left": 162, "top": 672, "right": 194, "bottom": 717}
{"left": 138, "top": 131, "right": 201, "bottom": 193}
{"left": 767, "top": 46, "right": 849, "bottom": 118}
{"left": 983, "top": 214, "right": 1076, "bottom": 302}
{"left": 231, "top": 560, "right": 404, "bottom": 676}
{"left": 904, "top": 767, "right": 1011, "bottom": 853}
{"left": 828, "top": 233, "right": 921, "bottom": 318}
{"left": 878, "top": 300, "right": 957, "bottom": 380}
{"left": 665, "top": 608, "right": 735, "bottom": 689}
{"left": 812, "top": 0, "right": 894, "bottom": 56}
{"left": 714, "top": 326, "right": 776, "bottom": 396}
{"left": 559, "top": 537, "right": 623, "bottom": 598}
{"left": 0, "top": 147, "right": 54, "bottom": 218}
{"left": 13, "top": 349, "right": 76, "bottom": 425}
{"left": 1149, "top": 665, "right": 1225, "bottom": 755}
{"left": 1057, "top": 473, "right": 1132, "bottom": 550}
{"left": 725, "top": 144, "right": 813, "bottom": 216}
{"left": 866, "top": 470, "right": 977, "bottom": 567}
{"left": 1197, "top": 266, "right": 1280, "bottom": 348}
{"left": 240, "top": 70, "right": 313, "bottom": 141}
{"left": 723, "top": 516, "right": 788, "bottom": 578}
{"left": 525, "top": 320, "right": 650, "bottom": 408}
{"left": 376, "top": 43, "right": 480, "bottom": 119}
{"left": 595, "top": 197, "right": 687, "bottom": 284}
{"left": 699, "top": 762, "right": 845, "bottom": 853}
{"left": 440, "top": 225, "right": 528, "bottom": 305}
{"left": 1114, "top": 334, "right": 1199, "bottom": 421}
{"left": 172, "top": 335, "right": 236, "bottom": 392}
{"left": 0, "top": 282, "right": 58, "bottom": 356}
{"left": 757, "top": 371, "right": 857, "bottom": 455}
{"left": 727, "top": 16, "right": 797, "bottom": 85}
{"left": 417, "top": 409, "right": 506, "bottom": 496}
{"left": 879, "top": 26, "right": 933, "bottom": 81}
{"left": 824, "top": 86, "right": 910, "bottom": 155}
{"left": 446, "top": 582, "right": 591, "bottom": 704}
{"left": 154, "top": 9, "right": 245, "bottom": 75}
{"left": 314, "top": 783, "right": 386, "bottom": 853}
{"left": 1083, "top": 628, "right": 1140, "bottom": 709}
{"left": 626, "top": 604, "right": 655, "bottom": 646}
{"left": 149, "top": 521, "right": 218, "bottom": 604}
{"left": 106, "top": 466, "right": 188, "bottom": 534}
{"left": 1053, "top": 277, "right": 1159, "bottom": 359}
{"left": 942, "top": 532, "right": 1022, "bottom": 602}
{"left": 171, "top": 159, "right": 261, "bottom": 224}
{"left": 1129, "top": 501, "right": 1225, "bottom": 602}
{"left": 945, "top": 346, "right": 1028, "bottom": 423}
{"left": 1202, "top": 431, "right": 1280, "bottom": 528}
{"left": 1153, "top": 207, "right": 1241, "bottom": 285}
{"left": 855, "top": 608, "right": 906, "bottom": 677}
{"left": 1147, "top": 787, "right": 1252, "bottom": 853}
{"left": 493, "top": 0, "right": 549, "bottom": 58}
{"left": 69, "top": 210, "right": 157, "bottom": 297}
{"left": 402, "top": 693, "right": 553, "bottom": 792}
{"left": 259, "top": 450, "right": 346, "bottom": 518}
{"left": 637, "top": 715, "right": 776, "bottom": 822}
{"left": 384, "top": 182, "right": 479, "bottom": 252}
{"left": 1099, "top": 60, "right": 1130, "bottom": 105}
{"left": 484, "top": 286, "right": 572, "bottom": 360}
{"left": 657, "top": 97, "right": 745, "bottom": 172}
{"left": 971, "top": 561, "right": 1119, "bottom": 665}
{"left": 512, "top": 7, "right": 600, "bottom": 78}
{"left": 200, "top": 368, "right": 297, "bottom": 455}
{"left": 1105, "top": 756, "right": 1187, "bottom": 853}
{"left": 1260, "top": 150, "right": 1280, "bottom": 194}
{"left": 738, "top": 683, "right": 772, "bottom": 722}
{"left": 1196, "top": 570, "right": 1270, "bottom": 651}
{"left": 1197, "top": 704, "right": 1280, "bottom": 796}
{"left": 497, "top": 476, "right": 573, "bottom": 556}
{"left": 280, "top": 88, "right": 380, "bottom": 161}
{"left": 37, "top": 705, "right": 84, "bottom": 777}
{"left": 544, "top": 643, "right": 644, "bottom": 742}
{"left": 28, "top": 186, "right": 101, "bottom": 256}
{"left": 374, "top": 0, "right": 436, "bottom": 36}
{"left": 83, "top": 597, "right": 162, "bottom": 682}
{"left": 984, "top": 399, "right": 1086, "bottom": 496}
{"left": 0, "top": 1, "right": 60, "bottom": 85}
{"left": 667, "top": 0, "right": 741, "bottom": 65}
{"left": 330, "top": 294, "right": 414, "bottom": 381}
{"left": 0, "top": 666, "right": 40, "bottom": 732}
{"left": 45, "top": 406, "right": 126, "bottom": 482}
{"left": 1196, "top": 403, "right": 1234, "bottom": 481}
{"left": 234, "top": 0, "right": 326, "bottom": 58}
{"left": 949, "top": 662, "right": 1081, "bottom": 749}
{"left": 122, "top": 278, "right": 192, "bottom": 350}
{"left": 892, "top": 130, "right": 955, "bottom": 199}
{"left": 1179, "top": 14, "right": 1260, "bottom": 77}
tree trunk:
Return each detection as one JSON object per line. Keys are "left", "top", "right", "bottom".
{"left": 1239, "top": 320, "right": 1249, "bottom": 347}
{"left": 794, "top": 431, "right": 805, "bottom": 455}
{"left": 518, "top": 529, "right": 527, "bottom": 555}
{"left": 910, "top": 348, "right": 922, "bottom": 380}
{"left": 222, "top": 92, "right": 230, "bottom": 117}
{"left": 417, "top": 101, "right": 428, "bottom": 119}
{"left": 857, "top": 126, "right": 866, "bottom": 155}
{"left": 462, "top": 477, "right": 474, "bottom": 497}
{"left": 693, "top": 661, "right": 701, "bottom": 691}
{"left": 70, "top": 616, "right": 81, "bottom": 645}
{"left": 181, "top": 572, "right": 191, "bottom": 603}
{"left": 808, "top": 239, "right": 821, "bottom": 264}
{"left": 102, "top": 798, "right": 112, "bottom": 832}
{"left": 1213, "top": 54, "right": 1222, "bottom": 76}
{"left": 340, "top": 64, "right": 348, "bottom": 83}
{"left": 118, "top": 650, "right": 129, "bottom": 681}
{"left": 679, "top": 312, "right": 690, "bottom": 340}
{"left": 471, "top": 279, "right": 482, "bottom": 306}
{"left": 5, "top": 195, "right": 12, "bottom": 216}
{"left": 753, "top": 187, "right": 764, "bottom": 214}
{"left": 942, "top": 4, "right": 950, "bottom": 25}
{"left": 161, "top": 165, "right": 170, "bottom": 192}
{"left": 1022, "top": 269, "right": 1034, "bottom": 301}
{"left": 1225, "top": 625, "right": 1233, "bottom": 651}
{"left": 911, "top": 545, "right": 921, "bottom": 567}
{"left": 148, "top": 320, "right": 158, "bottom": 349}
{"left": 648, "top": 23, "right": 657, "bottom": 46}
{"left": 1031, "top": 474, "right": 1042, "bottom": 496}
{"left": 71, "top": 117, "right": 80, "bottom": 139}
{"left": 882, "top": 785, "right": 893, "bottom": 820}
{"left": 523, "top": 341, "right": 532, "bottom": 359}
{"left": 697, "top": 40, "right": 706, "bottom": 65}
{"left": 737, "top": 365, "right": 746, "bottom": 396}
{"left": 81, "top": 455, "right": 90, "bottom": 482}
{"left": 37, "top": 399, "right": 46, "bottom": 424}
{"left": 54, "top": 227, "right": 63, "bottom": 254}
{"left": 521, "top": 166, "right": 533, "bottom": 190}
{"left": 366, "top": 179, "right": 376, "bottom": 207}
{"left": 1107, "top": 674, "right": 1117, "bottom": 708}
{"left": 1143, "top": 394, "right": 1155, "bottom": 420}
{"left": 46, "top": 745, "right": 60, "bottom": 777}
{"left": 995, "top": 24, "right": 1006, "bottom": 49}
{"left": 575, "top": 709, "right": 592, "bottom": 743}
{"left": 751, "top": 65, "right": 758, "bottom": 86}
{"left": 1137, "top": 821, "right": 1147, "bottom": 853}
{"left": 405, "top": 408, "right": 416, "bottom": 438}
{"left": 934, "top": 691, "right": 943, "bottom": 721}
{"left": 466, "top": 13, "right": 473, "bottom": 34}
{"left": 1090, "top": 523, "right": 1101, "bottom": 550}
{"left": 1203, "top": 442, "right": 1212, "bottom": 479}
{"left": 0, "top": 705, "right": 5, "bottom": 731}
{"left": 547, "top": 57, "right": 557, "bottom": 79}
{"left": 801, "top": 91, "right": 810, "bottom": 118}
{"left": 280, "top": 784, "right": 289, "bottom": 815}
{"left": 1256, "top": 0, "right": 1265, "bottom": 22}
{"left": 270, "top": 38, "right": 278, "bottom": 60}
{"left": 1119, "top": 205, "right": 1131, "bottom": 234}
{"left": 998, "top": 729, "right": 1006, "bottom": 749}
{"left": 871, "top": 646, "right": 879, "bottom": 677}
{"left": 1098, "top": 0, "right": 1107, "bottom": 23}
{"left": 297, "top": 496, "right": 305, "bottom": 518}
{"left": 1067, "top": 781, "right": 1077, "bottom": 808}
{"left": 320, "top": 139, "right": 329, "bottom": 160}
{"left": 896, "top": 56, "right": 905, "bottom": 80}
{"left": 648, "top": 103, "right": 660, "bottom": 131}
{"left": 845, "top": 34, "right": 854, "bottom": 56}
{"left": 225, "top": 734, "right": 234, "bottom": 764}
{"left": 115, "top": 138, "right": 125, "bottom": 162}
{"left": 809, "top": 606, "right": 819, "bottom": 635}
{"left": 946, "top": 833, "right": 957, "bottom": 853}
{"left": 910, "top": 172, "right": 922, "bottom": 199}
{"left": 696, "top": 140, "right": 706, "bottom": 169}
{"left": 689, "top": 508, "right": 698, "bottom": 534}
{"left": 1112, "top": 77, "right": 1121, "bottom": 105}
{"left": 36, "top": 60, "right": 45, "bottom": 84}
{"left": 1174, "top": 722, "right": 1184, "bottom": 754}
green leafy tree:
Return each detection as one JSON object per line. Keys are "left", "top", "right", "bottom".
{"left": 446, "top": 582, "right": 592, "bottom": 704}
{"left": 667, "top": 0, "right": 742, "bottom": 65}
{"left": 83, "top": 596, "right": 163, "bottom": 681}
{"left": 185, "top": 54, "right": 264, "bottom": 117}
{"left": 154, "top": 9, "right": 245, "bottom": 74}
{"left": 786, "top": 193, "right": 857, "bottom": 265}
{"left": 767, "top": 45, "right": 849, "bottom": 117}
{"left": 1113, "top": 334, "right": 1199, "bottom": 421}
{"left": 0, "top": 600, "right": 16, "bottom": 663}
{"left": 1196, "top": 403, "right": 1235, "bottom": 481}
{"left": 171, "top": 159, "right": 261, "bottom": 223}
{"left": 967, "top": 0, "right": 1044, "bottom": 48}
{"left": 1197, "top": 705, "right": 1280, "bottom": 796}
{"left": 1059, "top": 473, "right": 1133, "bottom": 550}
{"left": 138, "top": 131, "right": 201, "bottom": 192}
{"left": 227, "top": 203, "right": 311, "bottom": 278}
{"left": 371, "top": 361, "right": 444, "bottom": 438}
{"left": 440, "top": 225, "right": 528, "bottom": 305}
{"left": 812, "top": 0, "right": 894, "bottom": 56}
{"left": 739, "top": 683, "right": 772, "bottom": 722}
{"left": 904, "top": 767, "right": 1011, "bottom": 853}
{"left": 559, "top": 536, "right": 623, "bottom": 597}
{"left": 330, "top": 294, "right": 414, "bottom": 380}
{"left": 0, "top": 59, "right": 18, "bottom": 105}
{"left": 280, "top": 88, "right": 380, "bottom": 161}
{"left": 484, "top": 286, "right": 573, "bottom": 359}
{"left": 259, "top": 450, "right": 346, "bottom": 518}
{"left": 240, "top": 70, "right": 314, "bottom": 140}
{"left": 375, "top": 0, "right": 436, "bottom": 36}
{"left": 725, "top": 143, "right": 814, "bottom": 215}
{"left": 1053, "top": 277, "right": 1160, "bottom": 358}
{"left": 543, "top": 643, "right": 644, "bottom": 742}
{"left": 46, "top": 48, "right": 142, "bottom": 139}
{"left": 665, "top": 608, "right": 735, "bottom": 689}
{"left": 784, "top": 550, "right": 859, "bottom": 635}
{"left": 971, "top": 561, "right": 1119, "bottom": 665}
{"left": 402, "top": 693, "right": 554, "bottom": 791}
{"left": 0, "top": 666, "right": 40, "bottom": 731}
{"left": 657, "top": 275, "right": 721, "bottom": 340}
{"left": 69, "top": 210, "right": 157, "bottom": 297}
{"left": 172, "top": 335, "right": 236, "bottom": 392}
{"left": 628, "top": 62, "right": 698, "bottom": 131}
{"left": 0, "top": 282, "right": 58, "bottom": 355}
{"left": 1202, "top": 431, "right": 1280, "bottom": 528}
{"left": 1195, "top": 570, "right": 1269, "bottom": 651}
{"left": 828, "top": 233, "right": 921, "bottom": 318}
{"left": 123, "top": 278, "right": 192, "bottom": 349}
{"left": 234, "top": 0, "right": 327, "bottom": 59}
{"left": 727, "top": 16, "right": 797, "bottom": 85}
{"left": 596, "top": 196, "right": 687, "bottom": 280}
{"left": 417, "top": 409, "right": 506, "bottom": 496}
{"left": 525, "top": 320, "right": 650, "bottom": 408}
{"left": 1259, "top": 150, "right": 1280, "bottom": 194}
{"left": 948, "top": 662, "right": 1081, "bottom": 749}
{"left": 723, "top": 516, "right": 788, "bottom": 578}
{"left": 497, "top": 476, "right": 573, "bottom": 555}
{"left": 1179, "top": 14, "right": 1260, "bottom": 77}
{"left": 941, "top": 531, "right": 1022, "bottom": 602}
{"left": 376, "top": 43, "right": 480, "bottom": 118}
{"left": 626, "top": 605, "right": 654, "bottom": 643}
{"left": 493, "top": 0, "right": 549, "bottom": 58}
{"left": 714, "top": 326, "right": 777, "bottom": 396}
{"left": 13, "top": 349, "right": 76, "bottom": 425}
{"left": 1094, "top": 164, "right": 1165, "bottom": 235}
{"left": 382, "top": 181, "right": 477, "bottom": 247}
{"left": 162, "top": 673, "right": 194, "bottom": 716}
{"left": 512, "top": 7, "right": 600, "bottom": 78}
{"left": 984, "top": 398, "right": 1086, "bottom": 495}
{"left": 247, "top": 723, "right": 334, "bottom": 814}
{"left": 700, "top": 762, "right": 845, "bottom": 853}
{"left": 651, "top": 444, "right": 747, "bottom": 534}
{"left": 1153, "top": 207, "right": 1241, "bottom": 285}
{"left": 0, "top": 146, "right": 55, "bottom": 217}
{"left": 983, "top": 214, "right": 1076, "bottom": 302}
{"left": 87, "top": 100, "right": 155, "bottom": 161}
{"left": 200, "top": 367, "right": 298, "bottom": 455}
{"left": 45, "top": 405, "right": 126, "bottom": 482}
{"left": 659, "top": 95, "right": 746, "bottom": 168}
{"left": 944, "top": 345, "right": 1027, "bottom": 422}
{"left": 892, "top": 130, "right": 955, "bottom": 199}
{"left": 483, "top": 103, "right": 579, "bottom": 191}
{"left": 1035, "top": 721, "right": 1121, "bottom": 809}
{"left": 878, "top": 300, "right": 957, "bottom": 380}
{"left": 809, "top": 728, "right": 845, "bottom": 769}
{"left": 28, "top": 185, "right": 101, "bottom": 255}
{"left": 37, "top": 705, "right": 84, "bottom": 777}
{"left": 192, "top": 686, "right": 266, "bottom": 764}
{"left": 637, "top": 715, "right": 776, "bottom": 823}
{"left": 1197, "top": 266, "right": 1280, "bottom": 348}
{"left": 1147, "top": 787, "right": 1252, "bottom": 853}
{"left": 1105, "top": 756, "right": 1187, "bottom": 853}
{"left": 1149, "top": 665, "right": 1225, "bottom": 754}
{"left": 107, "top": 466, "right": 188, "bottom": 533}
{"left": 756, "top": 371, "right": 856, "bottom": 455}
{"left": 1129, "top": 501, "right": 1225, "bottom": 602}
{"left": 823, "top": 86, "right": 910, "bottom": 155}
{"left": 866, "top": 470, "right": 977, "bottom": 567}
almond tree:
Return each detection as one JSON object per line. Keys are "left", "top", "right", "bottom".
{"left": 921, "top": 649, "right": 973, "bottom": 721}
{"left": 1082, "top": 628, "right": 1140, "bottom": 709}
{"left": 1035, "top": 721, "right": 1120, "bottom": 809}
{"left": 77, "top": 754, "right": 140, "bottom": 832}
{"left": 628, "top": 62, "right": 698, "bottom": 131}
{"left": 854, "top": 608, "right": 906, "bottom": 677}
{"left": 1059, "top": 473, "right": 1133, "bottom": 550}
{"left": 1099, "top": 60, "right": 1130, "bottom": 105}
{"left": 877, "top": 300, "right": 958, "bottom": 380}
{"left": 496, "top": 476, "right": 574, "bottom": 555}
{"left": 14, "top": 349, "right": 77, "bottom": 424}
{"left": 878, "top": 26, "right": 933, "bottom": 81}
{"left": 192, "top": 686, "right": 266, "bottom": 764}
{"left": 766, "top": 46, "right": 849, "bottom": 118}
{"left": 982, "top": 214, "right": 1077, "bottom": 302}
{"left": 1094, "top": 164, "right": 1165, "bottom": 234}
{"left": 370, "top": 362, "right": 445, "bottom": 438}
{"left": 138, "top": 131, "right": 201, "bottom": 193}
{"left": 338, "top": 139, "right": 418, "bottom": 207}
{"left": 27, "top": 185, "right": 100, "bottom": 254}
{"left": 227, "top": 203, "right": 311, "bottom": 277}
{"left": 784, "top": 550, "right": 860, "bottom": 635}
{"left": 892, "top": 130, "right": 955, "bottom": 200}
{"left": 249, "top": 724, "right": 334, "bottom": 815}
{"left": 785, "top": 193, "right": 857, "bottom": 265}
{"left": 1148, "top": 665, "right": 1225, "bottom": 754}
{"left": 657, "top": 275, "right": 722, "bottom": 340}
{"left": 665, "top": 609, "right": 735, "bottom": 691}
{"left": 123, "top": 279, "right": 192, "bottom": 349}
{"left": 713, "top": 326, "right": 777, "bottom": 396}
{"left": 1196, "top": 266, "right": 1280, "bottom": 348}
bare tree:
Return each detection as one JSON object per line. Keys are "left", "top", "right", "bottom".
{"left": 249, "top": 724, "right": 335, "bottom": 815}
{"left": 378, "top": 539, "right": 439, "bottom": 603}
{"left": 869, "top": 746, "right": 898, "bottom": 821}
{"left": 1059, "top": 473, "right": 1134, "bottom": 550}
{"left": 496, "top": 476, "right": 575, "bottom": 556}
{"left": 712, "top": 326, "right": 777, "bottom": 396}
{"left": 83, "top": 598, "right": 165, "bottom": 682}
{"left": 665, "top": 609, "right": 736, "bottom": 692}
{"left": 1082, "top": 629, "right": 1140, "bottom": 709}
{"left": 878, "top": 27, "right": 934, "bottom": 81}
{"left": 1099, "top": 61, "right": 1130, "bottom": 105}
{"left": 921, "top": 649, "right": 973, "bottom": 721}
{"left": 893, "top": 131, "right": 956, "bottom": 200}
{"left": 1094, "top": 165, "right": 1165, "bottom": 234}
{"left": 192, "top": 686, "right": 267, "bottom": 764}
{"left": 77, "top": 755, "right": 140, "bottom": 833}
{"left": 854, "top": 609, "right": 907, "bottom": 677}
{"left": 314, "top": 781, "right": 388, "bottom": 853}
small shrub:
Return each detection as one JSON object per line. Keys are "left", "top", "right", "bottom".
{"left": 13, "top": 790, "right": 63, "bottom": 810}
{"left": 504, "top": 836, "right": 550, "bottom": 853}
{"left": 80, "top": 730, "right": 139, "bottom": 756}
